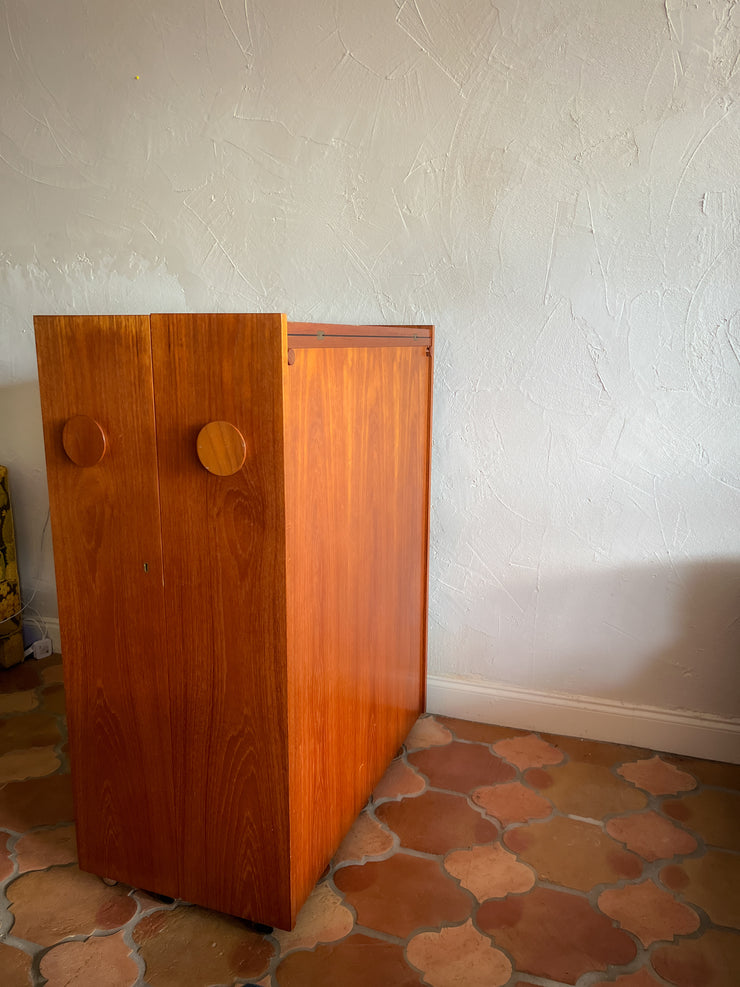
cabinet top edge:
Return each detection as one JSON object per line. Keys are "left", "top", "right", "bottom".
{"left": 32, "top": 314, "right": 433, "bottom": 338}
{"left": 33, "top": 315, "right": 434, "bottom": 342}
{"left": 287, "top": 322, "right": 433, "bottom": 339}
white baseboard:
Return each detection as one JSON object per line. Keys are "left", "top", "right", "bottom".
{"left": 426, "top": 674, "right": 740, "bottom": 764}
{"left": 30, "top": 628, "right": 740, "bottom": 763}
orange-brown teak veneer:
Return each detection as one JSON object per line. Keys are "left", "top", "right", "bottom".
{"left": 34, "top": 313, "right": 433, "bottom": 929}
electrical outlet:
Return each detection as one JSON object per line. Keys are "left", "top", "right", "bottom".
{"left": 32, "top": 638, "right": 53, "bottom": 660}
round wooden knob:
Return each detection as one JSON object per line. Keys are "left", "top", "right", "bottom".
{"left": 62, "top": 416, "right": 107, "bottom": 467}
{"left": 196, "top": 421, "right": 246, "bottom": 476}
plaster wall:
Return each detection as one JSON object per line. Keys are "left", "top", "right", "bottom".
{"left": 1, "top": 1, "right": 738, "bottom": 719}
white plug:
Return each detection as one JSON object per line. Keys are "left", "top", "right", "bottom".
{"left": 32, "top": 638, "right": 53, "bottom": 660}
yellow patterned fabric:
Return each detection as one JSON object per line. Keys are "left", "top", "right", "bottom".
{"left": 0, "top": 465, "right": 24, "bottom": 668}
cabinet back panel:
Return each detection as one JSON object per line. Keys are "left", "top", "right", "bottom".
{"left": 150, "top": 313, "right": 292, "bottom": 927}
{"left": 283, "top": 342, "right": 432, "bottom": 909}
{"left": 34, "top": 315, "right": 180, "bottom": 893}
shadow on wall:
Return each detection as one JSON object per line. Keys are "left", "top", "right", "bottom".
{"left": 624, "top": 558, "right": 740, "bottom": 719}
{"left": 431, "top": 557, "right": 740, "bottom": 721}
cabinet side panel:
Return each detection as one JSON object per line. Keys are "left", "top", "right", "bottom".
{"left": 33, "top": 315, "right": 179, "bottom": 893}
{"left": 284, "top": 343, "right": 431, "bottom": 911}
{"left": 150, "top": 313, "right": 291, "bottom": 928}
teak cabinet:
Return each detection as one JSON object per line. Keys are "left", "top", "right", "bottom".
{"left": 34, "top": 313, "right": 433, "bottom": 929}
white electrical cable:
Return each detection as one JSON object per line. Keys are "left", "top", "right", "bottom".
{"left": 3, "top": 507, "right": 51, "bottom": 625}
{"left": 23, "top": 605, "right": 49, "bottom": 639}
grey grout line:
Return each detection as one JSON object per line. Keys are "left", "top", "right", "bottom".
{"left": 1, "top": 691, "right": 738, "bottom": 985}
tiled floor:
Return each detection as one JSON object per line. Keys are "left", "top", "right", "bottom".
{"left": 1, "top": 655, "right": 739, "bottom": 986}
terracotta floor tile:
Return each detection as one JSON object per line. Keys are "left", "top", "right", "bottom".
{"left": 663, "top": 754, "right": 740, "bottom": 791}
{"left": 539, "top": 732, "right": 650, "bottom": 766}
{"left": 333, "top": 810, "right": 394, "bottom": 865}
{"left": 504, "top": 816, "right": 642, "bottom": 891}
{"left": 41, "top": 662, "right": 64, "bottom": 685}
{"left": 492, "top": 734, "right": 564, "bottom": 770}
{"left": 372, "top": 756, "right": 426, "bottom": 801}
{"left": 662, "top": 789, "right": 740, "bottom": 850}
{"left": 0, "top": 745, "right": 61, "bottom": 784}
{"left": 0, "top": 661, "right": 41, "bottom": 693}
{"left": 333, "top": 852, "right": 471, "bottom": 937}
{"left": 6, "top": 863, "right": 136, "bottom": 946}
{"left": 15, "top": 822, "right": 77, "bottom": 872}
{"left": 275, "top": 933, "right": 422, "bottom": 986}
{"left": 477, "top": 885, "right": 637, "bottom": 984}
{"left": 435, "top": 716, "right": 529, "bottom": 745}
{"left": 38, "top": 682, "right": 66, "bottom": 716}
{"left": 598, "top": 879, "right": 700, "bottom": 946}
{"left": 39, "top": 932, "right": 139, "bottom": 987}
{"left": 404, "top": 716, "right": 452, "bottom": 751}
{"left": 651, "top": 927, "right": 740, "bottom": 987}
{"left": 593, "top": 970, "right": 666, "bottom": 987}
{"left": 0, "top": 841, "right": 13, "bottom": 880}
{"left": 472, "top": 781, "right": 552, "bottom": 826}
{"left": 132, "top": 888, "right": 174, "bottom": 913}
{"left": 0, "top": 673, "right": 735, "bottom": 986}
{"left": 618, "top": 756, "right": 697, "bottom": 796}
{"left": 1, "top": 709, "right": 62, "bottom": 756}
{"left": 407, "top": 741, "right": 516, "bottom": 792}
{"left": 407, "top": 918, "right": 512, "bottom": 987}
{"left": 376, "top": 789, "right": 498, "bottom": 854}
{"left": 0, "top": 689, "right": 38, "bottom": 715}
{"left": 35, "top": 653, "right": 63, "bottom": 672}
{"left": 274, "top": 881, "right": 354, "bottom": 953}
{"left": 660, "top": 849, "right": 740, "bottom": 928}
{"left": 444, "top": 843, "right": 534, "bottom": 900}
{"left": 0, "top": 943, "right": 33, "bottom": 987}
{"left": 606, "top": 810, "right": 698, "bottom": 862}
{"left": 0, "top": 773, "right": 74, "bottom": 830}
{"left": 525, "top": 760, "right": 648, "bottom": 818}
{"left": 133, "top": 905, "right": 274, "bottom": 985}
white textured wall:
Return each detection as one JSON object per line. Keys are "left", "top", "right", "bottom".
{"left": 2, "top": 1, "right": 738, "bottom": 718}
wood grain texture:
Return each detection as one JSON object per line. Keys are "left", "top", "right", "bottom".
{"left": 150, "top": 313, "right": 292, "bottom": 927}
{"left": 61, "top": 415, "right": 107, "bottom": 467}
{"left": 287, "top": 322, "right": 433, "bottom": 339}
{"left": 34, "top": 315, "right": 179, "bottom": 893}
{"left": 36, "top": 313, "right": 433, "bottom": 931}
{"left": 288, "top": 335, "right": 429, "bottom": 349}
{"left": 420, "top": 327, "right": 435, "bottom": 713}
{"left": 196, "top": 421, "right": 247, "bottom": 476}
{"left": 283, "top": 340, "right": 433, "bottom": 914}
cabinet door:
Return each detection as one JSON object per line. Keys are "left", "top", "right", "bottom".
{"left": 150, "top": 313, "right": 292, "bottom": 927}
{"left": 34, "top": 316, "right": 179, "bottom": 893}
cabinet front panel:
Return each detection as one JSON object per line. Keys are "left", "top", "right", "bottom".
{"left": 150, "top": 313, "right": 291, "bottom": 927}
{"left": 284, "top": 341, "right": 433, "bottom": 908}
{"left": 34, "top": 315, "right": 179, "bottom": 893}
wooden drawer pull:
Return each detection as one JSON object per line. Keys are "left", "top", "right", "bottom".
{"left": 62, "top": 415, "right": 107, "bottom": 467}
{"left": 196, "top": 421, "right": 246, "bottom": 476}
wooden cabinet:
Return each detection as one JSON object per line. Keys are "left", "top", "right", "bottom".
{"left": 34, "top": 313, "right": 433, "bottom": 929}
